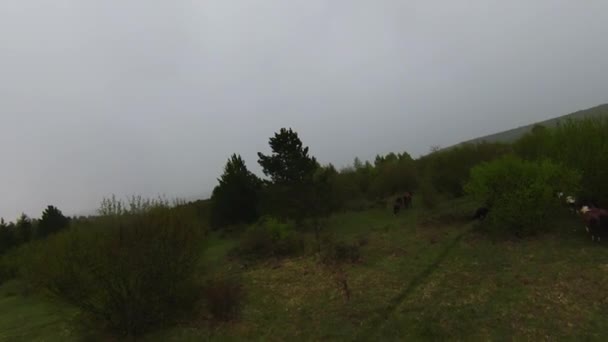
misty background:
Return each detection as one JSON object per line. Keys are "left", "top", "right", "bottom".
{"left": 1, "top": 0, "right": 607, "bottom": 219}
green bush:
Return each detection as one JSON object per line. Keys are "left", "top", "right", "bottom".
{"left": 548, "top": 118, "right": 608, "bottom": 205}
{"left": 513, "top": 117, "right": 608, "bottom": 206}
{"left": 0, "top": 249, "right": 20, "bottom": 284}
{"left": 234, "top": 217, "right": 303, "bottom": 259}
{"left": 465, "top": 155, "right": 580, "bottom": 237}
{"left": 369, "top": 155, "right": 417, "bottom": 198}
{"left": 417, "top": 142, "right": 512, "bottom": 197}
{"left": 24, "top": 206, "right": 203, "bottom": 336}
{"left": 418, "top": 178, "right": 441, "bottom": 209}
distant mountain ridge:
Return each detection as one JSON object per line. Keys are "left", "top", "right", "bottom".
{"left": 452, "top": 104, "right": 608, "bottom": 147}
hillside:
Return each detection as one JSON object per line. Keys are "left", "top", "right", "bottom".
{"left": 454, "top": 104, "right": 608, "bottom": 146}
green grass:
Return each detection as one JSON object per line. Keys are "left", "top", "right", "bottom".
{"left": 1, "top": 201, "right": 608, "bottom": 340}
{"left": 0, "top": 280, "right": 79, "bottom": 342}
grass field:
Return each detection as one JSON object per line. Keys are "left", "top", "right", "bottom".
{"left": 1, "top": 199, "right": 608, "bottom": 341}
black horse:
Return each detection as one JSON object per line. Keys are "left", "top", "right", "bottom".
{"left": 393, "top": 197, "right": 403, "bottom": 215}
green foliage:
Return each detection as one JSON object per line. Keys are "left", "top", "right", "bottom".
{"left": 418, "top": 142, "right": 512, "bottom": 197}
{"left": 511, "top": 118, "right": 608, "bottom": 205}
{"left": 210, "top": 154, "right": 262, "bottom": 228}
{"left": 257, "top": 128, "right": 318, "bottom": 185}
{"left": 15, "top": 214, "right": 33, "bottom": 244}
{"left": 546, "top": 118, "right": 608, "bottom": 205}
{"left": 98, "top": 195, "right": 170, "bottom": 216}
{"left": 257, "top": 128, "right": 319, "bottom": 221}
{"left": 417, "top": 178, "right": 441, "bottom": 209}
{"left": 234, "top": 217, "right": 303, "bottom": 259}
{"left": 204, "top": 274, "right": 244, "bottom": 321}
{"left": 465, "top": 155, "right": 580, "bottom": 237}
{"left": 37, "top": 206, "right": 69, "bottom": 238}
{"left": 369, "top": 153, "right": 417, "bottom": 198}
{"left": 513, "top": 124, "right": 552, "bottom": 160}
{"left": 307, "top": 164, "right": 341, "bottom": 218}
{"left": 332, "top": 168, "right": 366, "bottom": 208}
{"left": 0, "top": 249, "right": 22, "bottom": 284}
{"left": 24, "top": 205, "right": 203, "bottom": 336}
{"left": 0, "top": 219, "right": 17, "bottom": 254}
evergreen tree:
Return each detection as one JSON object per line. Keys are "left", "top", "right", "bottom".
{"left": 0, "top": 218, "right": 17, "bottom": 253}
{"left": 15, "top": 213, "right": 33, "bottom": 243}
{"left": 257, "top": 128, "right": 319, "bottom": 221}
{"left": 38, "top": 205, "right": 69, "bottom": 238}
{"left": 210, "top": 154, "right": 262, "bottom": 228}
{"left": 257, "top": 128, "right": 318, "bottom": 185}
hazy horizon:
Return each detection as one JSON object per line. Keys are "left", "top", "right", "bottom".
{"left": 2, "top": 1, "right": 608, "bottom": 219}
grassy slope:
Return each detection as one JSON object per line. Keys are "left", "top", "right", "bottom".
{"left": 452, "top": 103, "right": 608, "bottom": 147}
{"left": 0, "top": 281, "right": 79, "bottom": 341}
{"left": 1, "top": 200, "right": 608, "bottom": 341}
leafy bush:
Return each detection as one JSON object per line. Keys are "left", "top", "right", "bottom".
{"left": 234, "top": 217, "right": 303, "bottom": 259}
{"left": 512, "top": 117, "right": 608, "bottom": 206}
{"left": 24, "top": 205, "right": 203, "bottom": 336}
{"left": 417, "top": 142, "right": 512, "bottom": 197}
{"left": 465, "top": 155, "right": 580, "bottom": 237}
{"left": 418, "top": 178, "right": 441, "bottom": 209}
{"left": 0, "top": 249, "right": 20, "bottom": 284}
{"left": 547, "top": 118, "right": 608, "bottom": 206}
{"left": 204, "top": 275, "right": 244, "bottom": 321}
{"left": 369, "top": 153, "right": 417, "bottom": 198}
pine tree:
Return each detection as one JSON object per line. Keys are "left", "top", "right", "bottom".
{"left": 257, "top": 128, "right": 319, "bottom": 221}
{"left": 16, "top": 213, "right": 33, "bottom": 243}
{"left": 210, "top": 154, "right": 262, "bottom": 228}
{"left": 257, "top": 128, "right": 318, "bottom": 185}
{"left": 38, "top": 205, "right": 69, "bottom": 238}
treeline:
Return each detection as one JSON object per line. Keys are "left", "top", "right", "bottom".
{"left": 208, "top": 127, "right": 512, "bottom": 230}
{"left": 209, "top": 118, "right": 608, "bottom": 238}
{"left": 0, "top": 205, "right": 70, "bottom": 254}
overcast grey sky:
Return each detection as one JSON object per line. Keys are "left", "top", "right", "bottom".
{"left": 1, "top": 0, "right": 607, "bottom": 219}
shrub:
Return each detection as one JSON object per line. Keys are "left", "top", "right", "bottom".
{"left": 418, "top": 178, "right": 441, "bottom": 209}
{"left": 547, "top": 118, "right": 608, "bottom": 206}
{"left": 320, "top": 236, "right": 361, "bottom": 265}
{"left": 25, "top": 206, "right": 203, "bottom": 336}
{"left": 0, "top": 250, "right": 20, "bottom": 284}
{"left": 417, "top": 142, "right": 511, "bottom": 197}
{"left": 204, "top": 275, "right": 244, "bottom": 321}
{"left": 465, "top": 155, "right": 580, "bottom": 237}
{"left": 235, "top": 217, "right": 303, "bottom": 259}
{"left": 512, "top": 117, "right": 608, "bottom": 206}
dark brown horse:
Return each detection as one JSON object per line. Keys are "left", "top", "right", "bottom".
{"left": 402, "top": 192, "right": 413, "bottom": 209}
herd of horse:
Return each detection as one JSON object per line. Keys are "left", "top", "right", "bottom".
{"left": 392, "top": 191, "right": 413, "bottom": 215}
{"left": 392, "top": 191, "right": 608, "bottom": 243}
